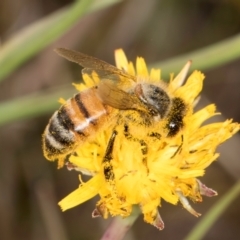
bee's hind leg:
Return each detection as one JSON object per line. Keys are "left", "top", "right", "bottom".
{"left": 102, "top": 130, "right": 118, "bottom": 181}
{"left": 171, "top": 134, "right": 183, "bottom": 159}
{"left": 124, "top": 123, "right": 149, "bottom": 172}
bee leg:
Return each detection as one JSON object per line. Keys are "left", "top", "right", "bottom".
{"left": 139, "top": 139, "right": 148, "bottom": 155}
{"left": 124, "top": 124, "right": 149, "bottom": 171}
{"left": 148, "top": 132, "right": 161, "bottom": 140}
{"left": 102, "top": 130, "right": 118, "bottom": 181}
{"left": 171, "top": 135, "right": 183, "bottom": 159}
{"left": 139, "top": 139, "right": 149, "bottom": 171}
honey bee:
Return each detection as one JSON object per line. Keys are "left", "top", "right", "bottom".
{"left": 42, "top": 48, "right": 186, "bottom": 170}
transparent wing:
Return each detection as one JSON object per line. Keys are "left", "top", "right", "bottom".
{"left": 97, "top": 80, "right": 148, "bottom": 111}
{"left": 55, "top": 48, "right": 137, "bottom": 83}
{"left": 82, "top": 68, "right": 123, "bottom": 82}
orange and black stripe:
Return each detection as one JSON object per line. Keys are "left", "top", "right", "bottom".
{"left": 43, "top": 88, "right": 111, "bottom": 161}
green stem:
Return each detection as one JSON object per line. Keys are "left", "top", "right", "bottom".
{"left": 0, "top": 86, "right": 75, "bottom": 126}
{"left": 100, "top": 206, "right": 140, "bottom": 240}
{"left": 154, "top": 33, "right": 240, "bottom": 79}
{"left": 184, "top": 181, "right": 240, "bottom": 240}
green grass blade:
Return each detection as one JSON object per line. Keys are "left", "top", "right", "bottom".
{"left": 0, "top": 0, "right": 121, "bottom": 82}
{"left": 0, "top": 86, "right": 75, "bottom": 126}
{"left": 154, "top": 33, "right": 240, "bottom": 78}
{"left": 185, "top": 181, "right": 240, "bottom": 240}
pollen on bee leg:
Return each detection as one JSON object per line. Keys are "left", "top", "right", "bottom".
{"left": 176, "top": 190, "right": 201, "bottom": 217}
{"left": 196, "top": 179, "right": 218, "bottom": 197}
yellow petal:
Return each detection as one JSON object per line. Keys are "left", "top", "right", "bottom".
{"left": 170, "top": 61, "right": 191, "bottom": 91}
{"left": 58, "top": 175, "right": 101, "bottom": 211}
{"left": 115, "top": 49, "right": 129, "bottom": 71}
{"left": 150, "top": 68, "right": 161, "bottom": 82}
{"left": 175, "top": 70, "right": 205, "bottom": 103}
{"left": 128, "top": 61, "right": 136, "bottom": 76}
{"left": 58, "top": 98, "right": 66, "bottom": 104}
{"left": 188, "top": 104, "right": 219, "bottom": 131}
{"left": 136, "top": 57, "right": 149, "bottom": 77}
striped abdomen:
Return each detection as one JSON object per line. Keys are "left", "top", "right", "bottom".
{"left": 42, "top": 87, "right": 112, "bottom": 166}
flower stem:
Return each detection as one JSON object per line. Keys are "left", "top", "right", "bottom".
{"left": 101, "top": 206, "right": 140, "bottom": 240}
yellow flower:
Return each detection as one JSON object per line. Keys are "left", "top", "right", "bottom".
{"left": 57, "top": 50, "right": 239, "bottom": 230}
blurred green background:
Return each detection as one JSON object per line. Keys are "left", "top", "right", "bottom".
{"left": 1, "top": 0, "right": 240, "bottom": 239}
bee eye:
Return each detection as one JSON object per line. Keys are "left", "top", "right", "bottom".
{"left": 167, "top": 121, "right": 178, "bottom": 137}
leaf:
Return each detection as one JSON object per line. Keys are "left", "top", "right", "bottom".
{"left": 0, "top": 0, "right": 122, "bottom": 81}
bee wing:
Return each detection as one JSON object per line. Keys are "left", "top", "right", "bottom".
{"left": 97, "top": 80, "right": 146, "bottom": 111}
{"left": 55, "top": 48, "right": 136, "bottom": 83}
{"left": 82, "top": 68, "right": 122, "bottom": 82}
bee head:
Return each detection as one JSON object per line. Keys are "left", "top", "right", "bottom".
{"left": 134, "top": 83, "right": 171, "bottom": 118}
